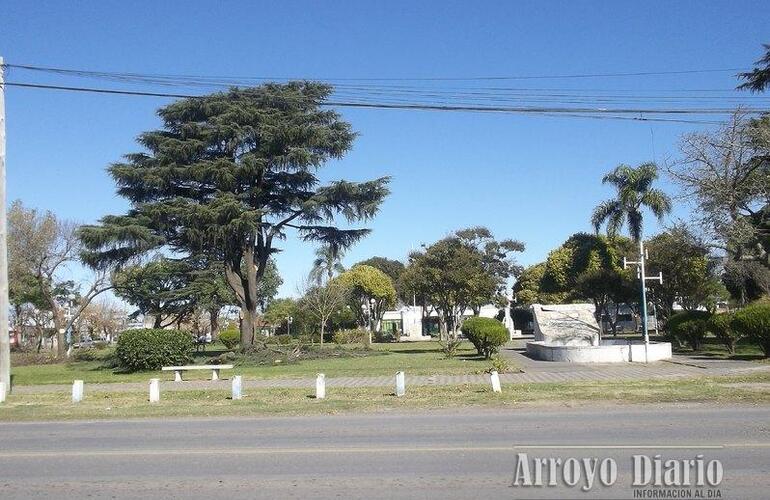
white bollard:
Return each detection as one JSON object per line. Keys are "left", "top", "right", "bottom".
{"left": 489, "top": 370, "right": 502, "bottom": 393}
{"left": 72, "top": 380, "right": 84, "bottom": 403}
{"left": 316, "top": 373, "right": 326, "bottom": 399}
{"left": 0, "top": 382, "right": 6, "bottom": 403}
{"left": 149, "top": 378, "right": 160, "bottom": 403}
{"left": 395, "top": 371, "right": 405, "bottom": 397}
{"left": 231, "top": 375, "right": 242, "bottom": 400}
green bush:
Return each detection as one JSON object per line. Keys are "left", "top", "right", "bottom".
{"left": 667, "top": 311, "right": 712, "bottom": 351}
{"left": 332, "top": 328, "right": 370, "bottom": 345}
{"left": 115, "top": 329, "right": 193, "bottom": 371}
{"left": 439, "top": 337, "right": 463, "bottom": 359}
{"left": 489, "top": 354, "right": 510, "bottom": 374}
{"left": 708, "top": 313, "right": 741, "bottom": 354}
{"left": 461, "top": 317, "right": 508, "bottom": 359}
{"left": 218, "top": 328, "right": 240, "bottom": 350}
{"left": 732, "top": 301, "right": 770, "bottom": 357}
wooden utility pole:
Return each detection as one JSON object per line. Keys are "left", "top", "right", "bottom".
{"left": 0, "top": 56, "right": 10, "bottom": 396}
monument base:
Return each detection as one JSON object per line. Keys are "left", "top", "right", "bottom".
{"left": 526, "top": 339, "right": 672, "bottom": 363}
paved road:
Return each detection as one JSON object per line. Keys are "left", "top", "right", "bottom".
{"left": 1, "top": 405, "right": 768, "bottom": 499}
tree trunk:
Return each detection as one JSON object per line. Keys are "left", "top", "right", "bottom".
{"left": 240, "top": 307, "right": 256, "bottom": 345}
{"left": 209, "top": 307, "right": 220, "bottom": 340}
{"left": 153, "top": 315, "right": 162, "bottom": 329}
{"left": 320, "top": 320, "right": 325, "bottom": 345}
{"left": 53, "top": 309, "right": 65, "bottom": 358}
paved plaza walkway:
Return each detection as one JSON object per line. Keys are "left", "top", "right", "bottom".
{"left": 12, "top": 339, "right": 769, "bottom": 395}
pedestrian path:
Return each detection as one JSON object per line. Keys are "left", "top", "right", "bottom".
{"left": 12, "top": 357, "right": 768, "bottom": 395}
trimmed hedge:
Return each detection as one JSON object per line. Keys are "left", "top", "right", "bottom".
{"left": 332, "top": 328, "right": 370, "bottom": 345}
{"left": 461, "top": 317, "right": 508, "bottom": 359}
{"left": 115, "top": 329, "right": 193, "bottom": 371}
{"left": 708, "top": 313, "right": 741, "bottom": 355}
{"left": 732, "top": 301, "right": 770, "bottom": 357}
{"left": 667, "top": 310, "right": 712, "bottom": 351}
{"left": 218, "top": 328, "right": 240, "bottom": 350}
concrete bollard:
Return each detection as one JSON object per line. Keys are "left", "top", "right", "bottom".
{"left": 231, "top": 375, "right": 242, "bottom": 400}
{"left": 316, "top": 373, "right": 326, "bottom": 399}
{"left": 489, "top": 370, "right": 502, "bottom": 393}
{"left": 395, "top": 371, "right": 405, "bottom": 397}
{"left": 72, "top": 380, "right": 84, "bottom": 403}
{"left": 0, "top": 382, "right": 6, "bottom": 403}
{"left": 149, "top": 378, "right": 160, "bottom": 403}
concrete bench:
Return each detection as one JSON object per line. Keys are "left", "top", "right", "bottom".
{"left": 161, "top": 365, "right": 234, "bottom": 382}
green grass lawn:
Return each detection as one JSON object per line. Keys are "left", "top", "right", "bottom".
{"left": 10, "top": 341, "right": 504, "bottom": 386}
{"left": 2, "top": 372, "right": 769, "bottom": 421}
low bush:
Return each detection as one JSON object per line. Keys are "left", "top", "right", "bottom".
{"left": 488, "top": 354, "right": 510, "bottom": 374}
{"left": 438, "top": 337, "right": 463, "bottom": 359}
{"left": 667, "top": 311, "right": 712, "bottom": 351}
{"left": 218, "top": 328, "right": 240, "bottom": 350}
{"left": 115, "top": 329, "right": 193, "bottom": 372}
{"left": 708, "top": 313, "right": 741, "bottom": 355}
{"left": 332, "top": 328, "right": 371, "bottom": 346}
{"left": 732, "top": 301, "right": 770, "bottom": 357}
{"left": 461, "top": 317, "right": 508, "bottom": 359}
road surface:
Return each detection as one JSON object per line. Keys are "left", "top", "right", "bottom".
{"left": 1, "top": 404, "right": 768, "bottom": 499}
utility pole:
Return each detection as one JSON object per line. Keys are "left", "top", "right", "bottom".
{"left": 624, "top": 239, "right": 663, "bottom": 363}
{"left": 0, "top": 56, "right": 10, "bottom": 396}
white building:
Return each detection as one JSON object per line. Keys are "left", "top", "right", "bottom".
{"left": 381, "top": 304, "right": 520, "bottom": 341}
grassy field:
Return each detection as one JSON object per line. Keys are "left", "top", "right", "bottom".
{"left": 1, "top": 372, "right": 768, "bottom": 421}
{"left": 9, "top": 341, "right": 506, "bottom": 386}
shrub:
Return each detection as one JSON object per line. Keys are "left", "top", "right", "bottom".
{"left": 708, "top": 313, "right": 741, "bottom": 354}
{"left": 489, "top": 354, "right": 510, "bottom": 374}
{"left": 332, "top": 328, "right": 371, "bottom": 345}
{"left": 115, "top": 329, "right": 193, "bottom": 371}
{"left": 667, "top": 311, "right": 712, "bottom": 351}
{"left": 438, "top": 337, "right": 463, "bottom": 358}
{"left": 218, "top": 328, "right": 240, "bottom": 350}
{"left": 732, "top": 301, "right": 770, "bottom": 357}
{"left": 461, "top": 317, "right": 508, "bottom": 359}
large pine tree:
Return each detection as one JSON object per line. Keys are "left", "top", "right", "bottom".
{"left": 81, "top": 82, "right": 390, "bottom": 344}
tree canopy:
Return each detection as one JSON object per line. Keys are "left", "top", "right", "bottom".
{"left": 336, "top": 264, "right": 396, "bottom": 338}
{"left": 79, "top": 83, "right": 390, "bottom": 344}
{"left": 591, "top": 162, "right": 672, "bottom": 242}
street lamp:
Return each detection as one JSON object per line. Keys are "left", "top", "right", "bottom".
{"left": 623, "top": 240, "right": 663, "bottom": 363}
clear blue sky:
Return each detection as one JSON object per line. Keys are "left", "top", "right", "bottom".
{"left": 2, "top": 1, "right": 769, "bottom": 296}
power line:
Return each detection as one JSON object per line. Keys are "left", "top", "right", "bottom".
{"left": 2, "top": 62, "right": 750, "bottom": 82}
{"left": 0, "top": 81, "right": 738, "bottom": 124}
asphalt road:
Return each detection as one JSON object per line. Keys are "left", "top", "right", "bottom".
{"left": 1, "top": 405, "right": 768, "bottom": 499}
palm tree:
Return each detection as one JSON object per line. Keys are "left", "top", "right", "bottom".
{"left": 591, "top": 162, "right": 672, "bottom": 242}
{"left": 308, "top": 244, "right": 346, "bottom": 285}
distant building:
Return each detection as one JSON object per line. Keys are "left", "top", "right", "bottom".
{"left": 382, "top": 304, "right": 520, "bottom": 341}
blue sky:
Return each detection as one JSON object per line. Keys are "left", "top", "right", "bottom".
{"left": 2, "top": 1, "right": 769, "bottom": 297}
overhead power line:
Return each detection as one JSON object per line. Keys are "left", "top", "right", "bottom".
{"left": 2, "top": 63, "right": 750, "bottom": 82}
{"left": 0, "top": 81, "right": 734, "bottom": 124}
{"left": 1, "top": 61, "right": 765, "bottom": 125}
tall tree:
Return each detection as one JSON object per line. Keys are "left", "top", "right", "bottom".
{"left": 402, "top": 228, "right": 523, "bottom": 338}
{"left": 299, "top": 278, "right": 349, "bottom": 344}
{"left": 645, "top": 226, "right": 727, "bottom": 323}
{"left": 591, "top": 162, "right": 672, "bottom": 242}
{"left": 455, "top": 227, "right": 524, "bottom": 312}
{"left": 738, "top": 43, "right": 770, "bottom": 92}
{"left": 112, "top": 258, "right": 196, "bottom": 329}
{"left": 355, "top": 256, "right": 405, "bottom": 284}
{"left": 9, "top": 201, "right": 112, "bottom": 356}
{"left": 308, "top": 244, "right": 346, "bottom": 285}
{"left": 668, "top": 112, "right": 770, "bottom": 267}
{"left": 337, "top": 265, "right": 396, "bottom": 340}
{"left": 80, "top": 83, "right": 390, "bottom": 345}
